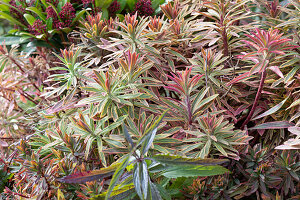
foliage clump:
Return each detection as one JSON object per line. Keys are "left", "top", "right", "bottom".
{"left": 0, "top": 0, "right": 299, "bottom": 199}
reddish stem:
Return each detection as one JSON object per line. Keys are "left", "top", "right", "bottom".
{"left": 19, "top": 90, "right": 39, "bottom": 105}
{"left": 0, "top": 137, "right": 19, "bottom": 140}
{"left": 241, "top": 70, "right": 267, "bottom": 129}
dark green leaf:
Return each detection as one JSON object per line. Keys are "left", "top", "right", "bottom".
{"left": 162, "top": 165, "right": 229, "bottom": 178}
{"left": 153, "top": 154, "right": 229, "bottom": 166}
{"left": 123, "top": 123, "right": 134, "bottom": 148}
{"left": 149, "top": 182, "right": 163, "bottom": 200}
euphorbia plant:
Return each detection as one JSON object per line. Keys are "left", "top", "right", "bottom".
{"left": 1, "top": 0, "right": 300, "bottom": 199}
{"left": 59, "top": 110, "right": 230, "bottom": 199}
{"left": 159, "top": 67, "right": 218, "bottom": 127}
{"left": 229, "top": 28, "right": 298, "bottom": 129}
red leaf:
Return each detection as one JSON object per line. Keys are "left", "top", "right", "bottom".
{"left": 20, "top": 95, "right": 27, "bottom": 103}
{"left": 58, "top": 163, "right": 120, "bottom": 183}
{"left": 227, "top": 72, "right": 250, "bottom": 86}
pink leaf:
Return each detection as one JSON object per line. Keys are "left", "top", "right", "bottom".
{"left": 268, "top": 66, "right": 284, "bottom": 78}
{"left": 0, "top": 139, "right": 8, "bottom": 147}
{"left": 227, "top": 72, "right": 250, "bottom": 86}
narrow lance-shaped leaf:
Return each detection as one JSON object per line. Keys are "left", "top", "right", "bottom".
{"left": 133, "top": 161, "right": 149, "bottom": 200}
{"left": 252, "top": 96, "right": 289, "bottom": 120}
{"left": 97, "top": 138, "right": 107, "bottom": 167}
{"left": 141, "top": 127, "right": 157, "bottom": 155}
{"left": 149, "top": 182, "right": 163, "bottom": 200}
{"left": 268, "top": 66, "right": 284, "bottom": 78}
{"left": 286, "top": 99, "right": 300, "bottom": 110}
{"left": 249, "top": 121, "right": 294, "bottom": 130}
{"left": 123, "top": 123, "right": 134, "bottom": 149}
{"left": 192, "top": 94, "right": 219, "bottom": 114}
{"left": 133, "top": 162, "right": 143, "bottom": 199}
{"left": 26, "top": 7, "right": 46, "bottom": 21}
{"left": 137, "top": 110, "right": 169, "bottom": 147}
{"left": 58, "top": 163, "right": 120, "bottom": 183}
{"left": 162, "top": 165, "right": 229, "bottom": 178}
{"left": 153, "top": 154, "right": 229, "bottom": 166}
{"left": 24, "top": 14, "right": 36, "bottom": 25}
{"left": 105, "top": 154, "right": 131, "bottom": 200}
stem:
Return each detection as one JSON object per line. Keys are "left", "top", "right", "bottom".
{"left": 222, "top": 26, "right": 229, "bottom": 57}
{"left": 220, "top": 9, "right": 229, "bottom": 58}
{"left": 185, "top": 96, "right": 192, "bottom": 125}
{"left": 19, "top": 90, "right": 39, "bottom": 105}
{"left": 8, "top": 55, "right": 25, "bottom": 73}
{"left": 241, "top": 70, "right": 267, "bottom": 129}
{"left": 0, "top": 137, "right": 20, "bottom": 140}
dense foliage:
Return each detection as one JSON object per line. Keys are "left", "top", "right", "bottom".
{"left": 0, "top": 0, "right": 299, "bottom": 199}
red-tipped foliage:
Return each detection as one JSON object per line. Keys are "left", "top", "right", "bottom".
{"left": 165, "top": 68, "right": 203, "bottom": 96}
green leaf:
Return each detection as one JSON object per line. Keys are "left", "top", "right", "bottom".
{"left": 193, "top": 94, "right": 219, "bottom": 113}
{"left": 0, "top": 12, "right": 26, "bottom": 27}
{"left": 85, "top": 137, "right": 94, "bottom": 160}
{"left": 141, "top": 127, "right": 157, "bottom": 155}
{"left": 0, "top": 2, "right": 9, "bottom": 12}
{"left": 284, "top": 65, "right": 300, "bottom": 84}
{"left": 71, "top": 9, "right": 86, "bottom": 25}
{"left": 154, "top": 183, "right": 170, "bottom": 200}
{"left": 138, "top": 110, "right": 169, "bottom": 147}
{"left": 214, "top": 142, "right": 228, "bottom": 157}
{"left": 95, "top": 0, "right": 113, "bottom": 8}
{"left": 166, "top": 49, "right": 188, "bottom": 63}
{"left": 151, "top": 0, "right": 165, "bottom": 10}
{"left": 26, "top": 7, "right": 46, "bottom": 21}
{"left": 105, "top": 111, "right": 168, "bottom": 200}
{"left": 133, "top": 162, "right": 143, "bottom": 199}
{"left": 286, "top": 99, "right": 300, "bottom": 110}
{"left": 133, "top": 161, "right": 149, "bottom": 200}
{"left": 100, "top": 115, "right": 127, "bottom": 134}
{"left": 153, "top": 154, "right": 229, "bottom": 166}
{"left": 97, "top": 138, "right": 107, "bottom": 167}
{"left": 91, "top": 186, "right": 136, "bottom": 200}
{"left": 117, "top": 0, "right": 127, "bottom": 12}
{"left": 162, "top": 165, "right": 229, "bottom": 178}
{"left": 249, "top": 121, "right": 294, "bottom": 130}
{"left": 102, "top": 8, "right": 109, "bottom": 19}
{"left": 116, "top": 14, "right": 125, "bottom": 21}
{"left": 252, "top": 96, "right": 289, "bottom": 120}
{"left": 46, "top": 17, "right": 53, "bottom": 30}
{"left": 279, "top": 57, "right": 300, "bottom": 68}
{"left": 0, "top": 59, "right": 7, "bottom": 73}
{"left": 126, "top": 0, "right": 136, "bottom": 11}
{"left": 0, "top": 0, "right": 20, "bottom": 11}
{"left": 199, "top": 139, "right": 211, "bottom": 158}
{"left": 105, "top": 155, "right": 131, "bottom": 200}
{"left": 149, "top": 182, "right": 163, "bottom": 200}
{"left": 123, "top": 123, "right": 134, "bottom": 148}
{"left": 0, "top": 36, "right": 29, "bottom": 45}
